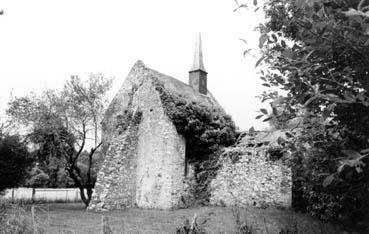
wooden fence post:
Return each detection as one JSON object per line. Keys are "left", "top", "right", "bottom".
{"left": 101, "top": 215, "right": 112, "bottom": 234}
{"left": 31, "top": 205, "right": 36, "bottom": 234}
{"left": 47, "top": 204, "right": 50, "bottom": 234}
{"left": 32, "top": 188, "right": 35, "bottom": 203}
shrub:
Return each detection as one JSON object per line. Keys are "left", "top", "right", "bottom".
{"left": 252, "top": 0, "right": 369, "bottom": 224}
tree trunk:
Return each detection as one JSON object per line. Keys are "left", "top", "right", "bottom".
{"left": 76, "top": 186, "right": 94, "bottom": 207}
{"left": 68, "top": 168, "right": 90, "bottom": 207}
{"left": 78, "top": 187, "right": 88, "bottom": 207}
{"left": 76, "top": 185, "right": 93, "bottom": 207}
{"left": 87, "top": 186, "right": 93, "bottom": 204}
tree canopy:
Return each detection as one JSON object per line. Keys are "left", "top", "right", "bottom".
{"left": 7, "top": 73, "right": 112, "bottom": 206}
{"left": 0, "top": 133, "right": 32, "bottom": 192}
{"left": 241, "top": 0, "right": 369, "bottom": 222}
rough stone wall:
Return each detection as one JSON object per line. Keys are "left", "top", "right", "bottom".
{"left": 210, "top": 146, "right": 292, "bottom": 208}
{"left": 134, "top": 81, "right": 186, "bottom": 209}
{"left": 88, "top": 123, "right": 139, "bottom": 211}
{"left": 89, "top": 61, "right": 187, "bottom": 210}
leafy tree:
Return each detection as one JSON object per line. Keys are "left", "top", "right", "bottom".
{"left": 7, "top": 74, "right": 112, "bottom": 206}
{"left": 0, "top": 133, "right": 32, "bottom": 192}
{"left": 24, "top": 164, "right": 50, "bottom": 188}
{"left": 240, "top": 0, "right": 369, "bottom": 222}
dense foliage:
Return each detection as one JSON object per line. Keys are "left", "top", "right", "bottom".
{"left": 153, "top": 79, "right": 237, "bottom": 204}
{"left": 7, "top": 74, "right": 112, "bottom": 206}
{"left": 154, "top": 79, "right": 236, "bottom": 162}
{"left": 0, "top": 134, "right": 32, "bottom": 192}
{"left": 244, "top": 0, "right": 369, "bottom": 222}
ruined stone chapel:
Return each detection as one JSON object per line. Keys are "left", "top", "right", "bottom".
{"left": 88, "top": 34, "right": 292, "bottom": 211}
{"left": 88, "top": 34, "right": 225, "bottom": 210}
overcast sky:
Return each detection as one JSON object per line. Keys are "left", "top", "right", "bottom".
{"left": 0, "top": 0, "right": 268, "bottom": 131}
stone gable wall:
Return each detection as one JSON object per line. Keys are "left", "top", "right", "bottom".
{"left": 89, "top": 65, "right": 187, "bottom": 210}
{"left": 210, "top": 147, "right": 292, "bottom": 208}
{"left": 133, "top": 81, "right": 186, "bottom": 209}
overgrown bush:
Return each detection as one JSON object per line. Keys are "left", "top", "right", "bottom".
{"left": 292, "top": 140, "right": 369, "bottom": 222}
{"left": 154, "top": 79, "right": 236, "bottom": 162}
{"left": 245, "top": 0, "right": 369, "bottom": 223}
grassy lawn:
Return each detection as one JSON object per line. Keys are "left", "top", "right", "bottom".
{"left": 22, "top": 203, "right": 347, "bottom": 234}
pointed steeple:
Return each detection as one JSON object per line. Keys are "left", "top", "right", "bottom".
{"left": 189, "top": 33, "right": 208, "bottom": 95}
{"left": 190, "top": 33, "right": 207, "bottom": 72}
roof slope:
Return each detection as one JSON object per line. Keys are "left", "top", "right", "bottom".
{"left": 130, "top": 60, "right": 221, "bottom": 108}
{"left": 104, "top": 60, "right": 224, "bottom": 125}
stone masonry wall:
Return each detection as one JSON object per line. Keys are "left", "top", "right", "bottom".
{"left": 210, "top": 146, "right": 292, "bottom": 208}
{"left": 134, "top": 81, "right": 186, "bottom": 209}
{"left": 89, "top": 61, "right": 187, "bottom": 210}
{"left": 88, "top": 123, "right": 139, "bottom": 211}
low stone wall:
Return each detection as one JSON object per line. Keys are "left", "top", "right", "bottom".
{"left": 210, "top": 146, "right": 292, "bottom": 208}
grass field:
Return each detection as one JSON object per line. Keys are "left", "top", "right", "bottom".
{"left": 20, "top": 203, "right": 348, "bottom": 234}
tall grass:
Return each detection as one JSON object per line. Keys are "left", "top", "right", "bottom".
{"left": 0, "top": 200, "right": 45, "bottom": 234}
{"left": 174, "top": 207, "right": 340, "bottom": 234}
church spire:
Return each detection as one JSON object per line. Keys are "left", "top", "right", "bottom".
{"left": 190, "top": 32, "right": 206, "bottom": 72}
{"left": 189, "top": 33, "right": 208, "bottom": 95}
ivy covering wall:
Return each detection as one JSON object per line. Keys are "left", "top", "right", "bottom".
{"left": 153, "top": 79, "right": 237, "bottom": 205}
{"left": 153, "top": 79, "right": 236, "bottom": 163}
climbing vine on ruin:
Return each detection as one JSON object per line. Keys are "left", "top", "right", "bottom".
{"left": 153, "top": 79, "right": 236, "bottom": 163}
{"left": 153, "top": 79, "right": 237, "bottom": 205}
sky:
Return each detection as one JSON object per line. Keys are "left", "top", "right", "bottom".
{"left": 0, "top": 0, "right": 268, "bottom": 131}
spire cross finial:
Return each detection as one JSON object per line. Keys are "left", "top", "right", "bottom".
{"left": 190, "top": 32, "right": 206, "bottom": 72}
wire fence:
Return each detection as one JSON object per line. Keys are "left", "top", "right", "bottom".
{"left": 27, "top": 204, "right": 114, "bottom": 234}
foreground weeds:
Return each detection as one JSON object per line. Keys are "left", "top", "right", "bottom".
{"left": 176, "top": 213, "right": 214, "bottom": 234}
{"left": 0, "top": 200, "right": 45, "bottom": 234}
{"left": 176, "top": 207, "right": 341, "bottom": 234}
{"left": 231, "top": 207, "right": 339, "bottom": 234}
